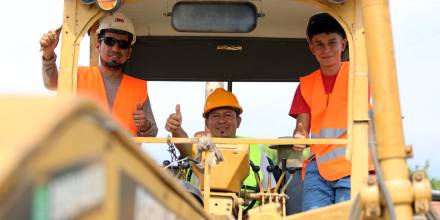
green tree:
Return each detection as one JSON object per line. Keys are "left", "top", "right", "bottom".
{"left": 409, "top": 160, "right": 440, "bottom": 190}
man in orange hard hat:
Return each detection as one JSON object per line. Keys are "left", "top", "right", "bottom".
{"left": 166, "top": 87, "right": 276, "bottom": 209}
{"left": 40, "top": 12, "right": 157, "bottom": 137}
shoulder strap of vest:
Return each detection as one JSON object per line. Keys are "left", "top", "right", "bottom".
{"left": 299, "top": 69, "right": 321, "bottom": 106}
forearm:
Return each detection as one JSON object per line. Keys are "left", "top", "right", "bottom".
{"left": 294, "top": 113, "right": 310, "bottom": 137}
{"left": 171, "top": 128, "right": 192, "bottom": 158}
{"left": 137, "top": 121, "right": 158, "bottom": 137}
{"left": 41, "top": 54, "right": 58, "bottom": 90}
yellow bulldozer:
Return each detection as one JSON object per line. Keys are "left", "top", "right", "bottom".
{"left": 0, "top": 0, "right": 439, "bottom": 219}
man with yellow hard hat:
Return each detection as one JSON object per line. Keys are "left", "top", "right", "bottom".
{"left": 40, "top": 12, "right": 157, "bottom": 137}
{"left": 166, "top": 87, "right": 276, "bottom": 209}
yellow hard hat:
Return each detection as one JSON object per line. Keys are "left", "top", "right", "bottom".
{"left": 203, "top": 88, "right": 243, "bottom": 118}
{"left": 97, "top": 12, "right": 136, "bottom": 45}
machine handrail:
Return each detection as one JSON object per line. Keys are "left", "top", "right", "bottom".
{"left": 133, "top": 137, "right": 347, "bottom": 145}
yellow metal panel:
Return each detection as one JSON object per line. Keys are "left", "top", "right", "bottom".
{"left": 59, "top": 0, "right": 103, "bottom": 96}
{"left": 89, "top": 21, "right": 99, "bottom": 67}
{"left": 350, "top": 74, "right": 370, "bottom": 196}
{"left": 362, "top": 0, "right": 406, "bottom": 159}
{"left": 0, "top": 96, "right": 104, "bottom": 188}
{"left": 29, "top": 115, "right": 113, "bottom": 220}
{"left": 362, "top": 0, "right": 413, "bottom": 219}
{"left": 247, "top": 203, "right": 283, "bottom": 220}
{"left": 192, "top": 144, "right": 250, "bottom": 193}
{"left": 283, "top": 201, "right": 351, "bottom": 220}
{"left": 208, "top": 196, "right": 234, "bottom": 217}
{"left": 109, "top": 138, "right": 208, "bottom": 219}
{"left": 0, "top": 96, "right": 211, "bottom": 219}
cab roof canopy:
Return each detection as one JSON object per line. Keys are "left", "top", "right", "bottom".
{"left": 116, "top": 0, "right": 323, "bottom": 82}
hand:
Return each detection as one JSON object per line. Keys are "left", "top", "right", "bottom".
{"left": 194, "top": 130, "right": 210, "bottom": 138}
{"left": 292, "top": 123, "right": 307, "bottom": 151}
{"left": 165, "top": 104, "right": 183, "bottom": 134}
{"left": 133, "top": 103, "right": 151, "bottom": 132}
{"left": 40, "top": 28, "right": 61, "bottom": 60}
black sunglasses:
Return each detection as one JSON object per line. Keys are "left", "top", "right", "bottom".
{"left": 99, "top": 36, "right": 130, "bottom": 49}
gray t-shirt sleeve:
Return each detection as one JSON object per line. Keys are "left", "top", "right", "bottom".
{"left": 41, "top": 54, "right": 58, "bottom": 90}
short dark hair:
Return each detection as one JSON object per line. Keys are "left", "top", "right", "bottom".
{"left": 306, "top": 13, "right": 346, "bottom": 40}
{"left": 98, "top": 29, "right": 134, "bottom": 47}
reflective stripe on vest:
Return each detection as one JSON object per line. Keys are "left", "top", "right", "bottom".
{"left": 316, "top": 146, "right": 346, "bottom": 164}
{"left": 77, "top": 66, "right": 147, "bottom": 135}
{"left": 311, "top": 128, "right": 347, "bottom": 139}
{"left": 320, "top": 128, "right": 347, "bottom": 138}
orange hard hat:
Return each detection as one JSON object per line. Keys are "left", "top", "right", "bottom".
{"left": 203, "top": 88, "right": 243, "bottom": 118}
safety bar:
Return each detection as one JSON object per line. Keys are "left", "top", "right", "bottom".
{"left": 133, "top": 137, "right": 347, "bottom": 145}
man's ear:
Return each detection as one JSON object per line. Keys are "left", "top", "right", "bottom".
{"left": 307, "top": 39, "right": 316, "bottom": 55}
{"left": 305, "top": 36, "right": 312, "bottom": 50}
{"left": 205, "top": 118, "right": 209, "bottom": 128}
{"left": 341, "top": 38, "right": 348, "bottom": 51}
{"left": 236, "top": 116, "right": 242, "bottom": 128}
{"left": 95, "top": 39, "right": 101, "bottom": 53}
{"left": 127, "top": 47, "right": 133, "bottom": 59}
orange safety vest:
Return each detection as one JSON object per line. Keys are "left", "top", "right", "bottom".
{"left": 300, "top": 62, "right": 373, "bottom": 181}
{"left": 76, "top": 66, "right": 147, "bottom": 135}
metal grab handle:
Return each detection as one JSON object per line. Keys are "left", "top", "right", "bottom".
{"left": 133, "top": 137, "right": 347, "bottom": 145}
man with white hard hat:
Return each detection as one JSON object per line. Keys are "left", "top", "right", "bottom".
{"left": 40, "top": 12, "right": 157, "bottom": 137}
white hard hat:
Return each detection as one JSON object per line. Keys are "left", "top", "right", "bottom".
{"left": 97, "top": 12, "right": 136, "bottom": 45}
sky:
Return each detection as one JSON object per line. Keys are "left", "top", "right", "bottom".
{"left": 0, "top": 0, "right": 439, "bottom": 178}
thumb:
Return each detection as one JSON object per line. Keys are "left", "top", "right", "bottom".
{"left": 55, "top": 26, "right": 62, "bottom": 38}
{"left": 136, "top": 103, "right": 143, "bottom": 110}
{"left": 297, "top": 123, "right": 306, "bottom": 135}
{"left": 175, "top": 104, "right": 182, "bottom": 118}
{"left": 175, "top": 104, "right": 181, "bottom": 114}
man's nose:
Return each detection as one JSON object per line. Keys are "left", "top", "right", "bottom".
{"left": 110, "top": 42, "right": 123, "bottom": 51}
{"left": 111, "top": 44, "right": 121, "bottom": 51}
{"left": 217, "top": 115, "right": 227, "bottom": 122}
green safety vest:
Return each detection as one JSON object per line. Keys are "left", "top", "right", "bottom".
{"left": 241, "top": 143, "right": 263, "bottom": 192}
{"left": 239, "top": 138, "right": 277, "bottom": 210}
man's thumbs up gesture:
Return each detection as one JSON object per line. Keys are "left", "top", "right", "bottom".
{"left": 165, "top": 104, "right": 183, "bottom": 135}
{"left": 292, "top": 122, "right": 307, "bottom": 151}
{"left": 165, "top": 104, "right": 191, "bottom": 156}
{"left": 133, "top": 103, "right": 151, "bottom": 133}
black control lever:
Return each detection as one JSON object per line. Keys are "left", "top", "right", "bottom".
{"left": 250, "top": 160, "right": 263, "bottom": 193}
{"left": 281, "top": 158, "right": 287, "bottom": 172}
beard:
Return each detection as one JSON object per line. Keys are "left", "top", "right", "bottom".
{"left": 100, "top": 57, "right": 125, "bottom": 70}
